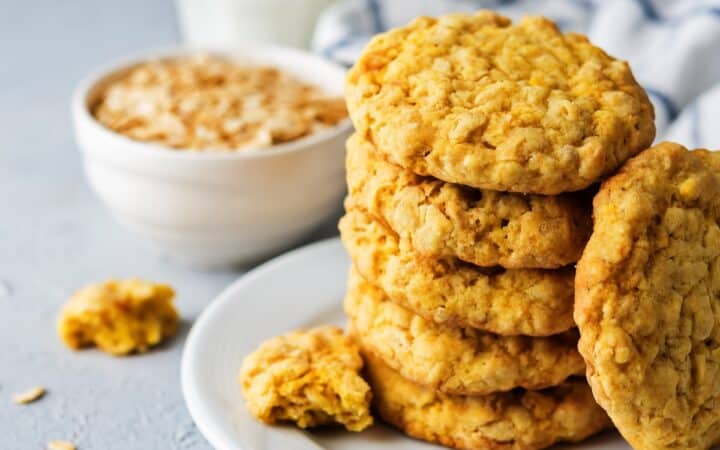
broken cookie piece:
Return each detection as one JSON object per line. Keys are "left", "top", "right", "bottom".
{"left": 57, "top": 279, "right": 179, "bottom": 356}
{"left": 239, "top": 325, "right": 373, "bottom": 431}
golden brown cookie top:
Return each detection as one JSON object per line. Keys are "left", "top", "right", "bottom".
{"left": 239, "top": 325, "right": 373, "bottom": 432}
{"left": 575, "top": 142, "right": 720, "bottom": 450}
{"left": 345, "top": 133, "right": 592, "bottom": 268}
{"left": 346, "top": 11, "right": 655, "bottom": 194}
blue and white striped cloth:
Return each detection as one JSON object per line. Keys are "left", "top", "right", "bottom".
{"left": 313, "top": 0, "right": 720, "bottom": 149}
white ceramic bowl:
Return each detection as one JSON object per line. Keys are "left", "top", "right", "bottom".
{"left": 72, "top": 46, "right": 352, "bottom": 268}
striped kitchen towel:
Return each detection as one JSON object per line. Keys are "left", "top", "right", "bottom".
{"left": 313, "top": 0, "right": 720, "bottom": 148}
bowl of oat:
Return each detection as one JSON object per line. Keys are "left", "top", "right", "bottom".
{"left": 72, "top": 47, "right": 351, "bottom": 267}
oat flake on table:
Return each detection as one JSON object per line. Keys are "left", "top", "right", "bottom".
{"left": 12, "top": 386, "right": 46, "bottom": 404}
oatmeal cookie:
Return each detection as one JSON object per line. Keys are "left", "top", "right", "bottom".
{"left": 346, "top": 11, "right": 655, "bottom": 194}
{"left": 57, "top": 279, "right": 179, "bottom": 356}
{"left": 339, "top": 208, "right": 575, "bottom": 336}
{"left": 345, "top": 133, "right": 592, "bottom": 268}
{"left": 364, "top": 352, "right": 611, "bottom": 450}
{"left": 239, "top": 325, "right": 372, "bottom": 431}
{"left": 575, "top": 142, "right": 720, "bottom": 450}
{"left": 345, "top": 269, "right": 584, "bottom": 395}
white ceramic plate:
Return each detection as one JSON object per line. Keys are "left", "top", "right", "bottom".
{"left": 181, "top": 237, "right": 629, "bottom": 450}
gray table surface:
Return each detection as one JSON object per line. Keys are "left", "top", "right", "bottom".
{"left": 0, "top": 1, "right": 337, "bottom": 448}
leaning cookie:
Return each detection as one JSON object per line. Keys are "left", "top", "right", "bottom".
{"left": 345, "top": 269, "right": 584, "bottom": 395}
{"left": 345, "top": 133, "right": 592, "bottom": 268}
{"left": 346, "top": 11, "right": 655, "bottom": 195}
{"left": 575, "top": 142, "right": 720, "bottom": 450}
{"left": 339, "top": 208, "right": 575, "bottom": 336}
{"left": 363, "top": 352, "right": 611, "bottom": 450}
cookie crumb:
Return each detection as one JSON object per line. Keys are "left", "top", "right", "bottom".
{"left": 47, "top": 441, "right": 76, "bottom": 450}
{"left": 57, "top": 279, "right": 179, "bottom": 356}
{"left": 12, "top": 386, "right": 46, "bottom": 404}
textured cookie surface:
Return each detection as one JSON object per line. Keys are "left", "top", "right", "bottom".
{"left": 57, "top": 279, "right": 179, "bottom": 356}
{"left": 575, "top": 143, "right": 720, "bottom": 450}
{"left": 345, "top": 269, "right": 584, "bottom": 395}
{"left": 346, "top": 11, "right": 655, "bottom": 194}
{"left": 239, "top": 326, "right": 373, "bottom": 431}
{"left": 363, "top": 352, "right": 610, "bottom": 450}
{"left": 339, "top": 208, "right": 575, "bottom": 336}
{"left": 346, "top": 133, "right": 592, "bottom": 268}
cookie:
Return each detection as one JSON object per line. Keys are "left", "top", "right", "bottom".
{"left": 345, "top": 269, "right": 584, "bottom": 395}
{"left": 339, "top": 208, "right": 575, "bottom": 336}
{"left": 363, "top": 352, "right": 610, "bottom": 450}
{"left": 239, "top": 325, "right": 373, "bottom": 431}
{"left": 345, "top": 133, "right": 592, "bottom": 268}
{"left": 575, "top": 143, "right": 720, "bottom": 450}
{"left": 346, "top": 11, "right": 655, "bottom": 195}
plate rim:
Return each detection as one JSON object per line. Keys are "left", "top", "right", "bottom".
{"left": 181, "top": 237, "right": 344, "bottom": 450}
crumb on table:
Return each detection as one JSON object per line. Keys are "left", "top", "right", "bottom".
{"left": 57, "top": 279, "right": 179, "bottom": 356}
{"left": 239, "top": 325, "right": 373, "bottom": 432}
{"left": 47, "top": 440, "right": 76, "bottom": 450}
{"left": 12, "top": 386, "right": 46, "bottom": 404}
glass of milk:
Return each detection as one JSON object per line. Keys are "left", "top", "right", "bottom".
{"left": 176, "top": 0, "right": 337, "bottom": 49}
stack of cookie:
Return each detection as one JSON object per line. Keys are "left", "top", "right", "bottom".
{"left": 339, "top": 11, "right": 655, "bottom": 450}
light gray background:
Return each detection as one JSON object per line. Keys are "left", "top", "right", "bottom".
{"left": 0, "top": 1, "right": 337, "bottom": 448}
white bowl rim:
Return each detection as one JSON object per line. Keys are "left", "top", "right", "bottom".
{"left": 71, "top": 44, "right": 353, "bottom": 161}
